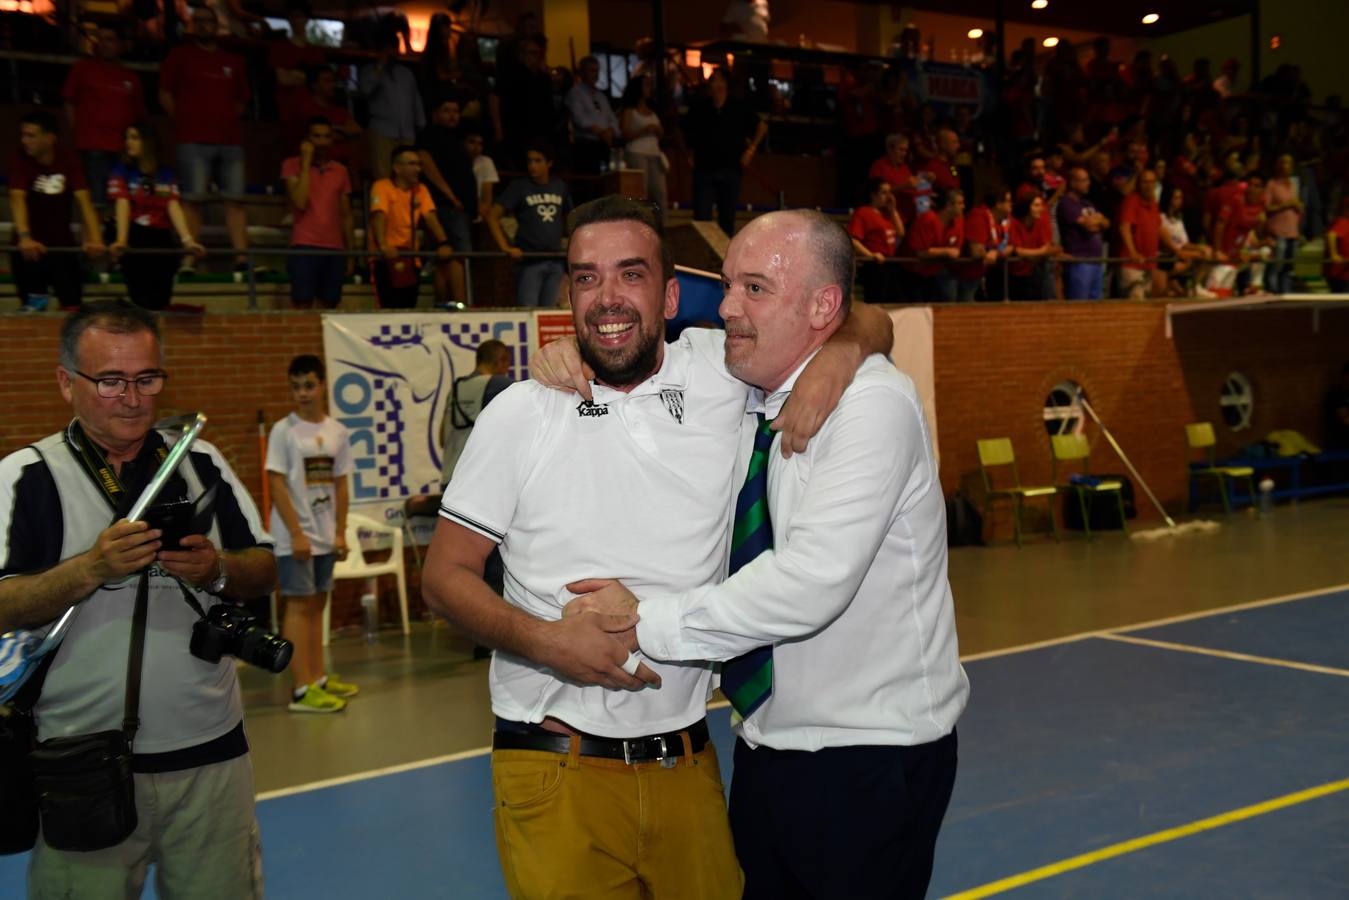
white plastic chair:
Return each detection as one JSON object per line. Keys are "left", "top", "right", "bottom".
{"left": 323, "top": 512, "right": 410, "bottom": 645}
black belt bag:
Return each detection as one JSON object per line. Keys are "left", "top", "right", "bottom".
{"left": 29, "top": 569, "right": 150, "bottom": 852}
{"left": 30, "top": 730, "right": 136, "bottom": 852}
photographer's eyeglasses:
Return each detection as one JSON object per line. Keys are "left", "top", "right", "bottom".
{"left": 69, "top": 369, "right": 168, "bottom": 398}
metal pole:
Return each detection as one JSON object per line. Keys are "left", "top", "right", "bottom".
{"left": 652, "top": 0, "right": 667, "bottom": 119}
{"left": 1249, "top": 0, "right": 1261, "bottom": 91}
{"left": 463, "top": 255, "right": 474, "bottom": 306}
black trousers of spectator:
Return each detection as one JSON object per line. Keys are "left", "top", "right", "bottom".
{"left": 571, "top": 138, "right": 609, "bottom": 177}
{"left": 859, "top": 260, "right": 904, "bottom": 303}
{"left": 11, "top": 250, "right": 84, "bottom": 308}
{"left": 693, "top": 166, "right": 741, "bottom": 236}
{"left": 371, "top": 258, "right": 420, "bottom": 309}
{"left": 730, "top": 731, "right": 958, "bottom": 900}
{"left": 122, "top": 224, "right": 178, "bottom": 311}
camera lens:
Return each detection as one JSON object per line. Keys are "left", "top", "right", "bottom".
{"left": 237, "top": 627, "right": 293, "bottom": 674}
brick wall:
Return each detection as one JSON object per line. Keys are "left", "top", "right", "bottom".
{"left": 930, "top": 302, "right": 1349, "bottom": 537}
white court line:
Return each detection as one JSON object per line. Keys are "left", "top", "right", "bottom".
{"left": 256, "top": 582, "right": 1349, "bottom": 801}
{"left": 959, "top": 581, "right": 1349, "bottom": 663}
{"left": 1097, "top": 632, "right": 1349, "bottom": 678}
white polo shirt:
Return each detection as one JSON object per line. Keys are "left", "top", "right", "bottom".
{"left": 440, "top": 328, "right": 750, "bottom": 738}
{"left": 636, "top": 352, "right": 970, "bottom": 751}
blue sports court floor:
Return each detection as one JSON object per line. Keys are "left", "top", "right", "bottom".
{"left": 3, "top": 587, "right": 1346, "bottom": 899}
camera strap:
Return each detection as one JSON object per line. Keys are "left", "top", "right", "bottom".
{"left": 63, "top": 420, "right": 168, "bottom": 516}
{"left": 123, "top": 570, "right": 150, "bottom": 744}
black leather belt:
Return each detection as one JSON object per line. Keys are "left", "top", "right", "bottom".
{"left": 492, "top": 719, "right": 710, "bottom": 765}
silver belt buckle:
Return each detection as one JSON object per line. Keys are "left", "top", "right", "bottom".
{"left": 621, "top": 735, "right": 670, "bottom": 766}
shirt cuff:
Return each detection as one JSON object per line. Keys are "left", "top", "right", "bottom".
{"left": 634, "top": 594, "right": 683, "bottom": 662}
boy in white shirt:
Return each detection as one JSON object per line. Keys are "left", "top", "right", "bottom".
{"left": 267, "top": 354, "right": 357, "bottom": 713}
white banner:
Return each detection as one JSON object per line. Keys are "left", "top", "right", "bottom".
{"left": 321, "top": 312, "right": 535, "bottom": 542}
{"left": 886, "top": 306, "right": 939, "bottom": 466}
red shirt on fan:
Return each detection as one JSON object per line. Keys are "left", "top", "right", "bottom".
{"left": 268, "top": 39, "right": 325, "bottom": 108}
{"left": 847, "top": 205, "right": 899, "bottom": 257}
{"left": 1007, "top": 216, "right": 1047, "bottom": 277}
{"left": 921, "top": 156, "right": 961, "bottom": 193}
{"left": 107, "top": 163, "right": 180, "bottom": 230}
{"left": 1324, "top": 217, "right": 1349, "bottom": 281}
{"left": 1216, "top": 200, "right": 1264, "bottom": 259}
{"left": 159, "top": 43, "right": 251, "bottom": 145}
{"left": 1118, "top": 193, "right": 1161, "bottom": 270}
{"left": 957, "top": 203, "right": 1001, "bottom": 279}
{"left": 61, "top": 59, "right": 145, "bottom": 153}
{"left": 1205, "top": 179, "right": 1245, "bottom": 229}
{"left": 903, "top": 210, "right": 962, "bottom": 277}
{"left": 8, "top": 149, "right": 87, "bottom": 245}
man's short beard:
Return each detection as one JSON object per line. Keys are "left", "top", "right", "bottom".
{"left": 579, "top": 326, "right": 662, "bottom": 389}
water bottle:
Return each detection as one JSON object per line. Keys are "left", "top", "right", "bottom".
{"left": 361, "top": 585, "right": 378, "bottom": 644}
{"left": 1258, "top": 478, "right": 1275, "bottom": 514}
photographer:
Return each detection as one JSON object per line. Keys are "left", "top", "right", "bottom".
{"left": 0, "top": 301, "right": 276, "bottom": 898}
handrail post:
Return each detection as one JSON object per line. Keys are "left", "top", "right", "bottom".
{"left": 463, "top": 255, "right": 473, "bottom": 307}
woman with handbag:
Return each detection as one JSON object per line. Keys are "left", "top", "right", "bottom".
{"left": 107, "top": 123, "right": 204, "bottom": 309}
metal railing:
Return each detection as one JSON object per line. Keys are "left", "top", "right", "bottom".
{"left": 12, "top": 246, "right": 1291, "bottom": 309}
{"left": 12, "top": 246, "right": 566, "bottom": 310}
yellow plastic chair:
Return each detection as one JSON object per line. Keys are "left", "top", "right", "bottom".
{"left": 976, "top": 438, "right": 1059, "bottom": 547}
{"left": 1050, "top": 434, "right": 1128, "bottom": 540}
{"left": 1185, "top": 422, "right": 1257, "bottom": 515}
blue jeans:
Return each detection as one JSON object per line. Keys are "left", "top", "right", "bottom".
{"left": 515, "top": 259, "right": 565, "bottom": 308}
{"left": 1063, "top": 262, "right": 1104, "bottom": 300}
{"left": 80, "top": 150, "right": 120, "bottom": 207}
{"left": 1268, "top": 238, "right": 1297, "bottom": 294}
{"left": 178, "top": 143, "right": 246, "bottom": 197}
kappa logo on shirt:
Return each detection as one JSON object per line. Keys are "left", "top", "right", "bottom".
{"left": 660, "top": 389, "right": 684, "bottom": 424}
{"left": 577, "top": 400, "right": 609, "bottom": 418}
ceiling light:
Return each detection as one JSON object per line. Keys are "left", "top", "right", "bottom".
{"left": 1042, "top": 36, "right": 1059, "bottom": 47}
{"left": 1142, "top": 13, "right": 1159, "bottom": 24}
{"left": 1031, "top": 0, "right": 1048, "bottom": 9}
{"left": 967, "top": 28, "right": 984, "bottom": 39}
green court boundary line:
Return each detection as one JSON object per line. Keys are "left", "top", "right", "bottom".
{"left": 941, "top": 777, "right": 1349, "bottom": 899}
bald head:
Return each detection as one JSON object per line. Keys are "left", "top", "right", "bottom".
{"left": 718, "top": 210, "right": 852, "bottom": 392}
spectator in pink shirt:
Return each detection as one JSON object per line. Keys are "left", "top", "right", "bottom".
{"left": 1264, "top": 153, "right": 1303, "bottom": 294}
{"left": 281, "top": 118, "right": 355, "bottom": 308}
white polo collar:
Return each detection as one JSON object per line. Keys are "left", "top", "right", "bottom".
{"left": 589, "top": 338, "right": 692, "bottom": 404}
{"left": 748, "top": 348, "right": 822, "bottom": 419}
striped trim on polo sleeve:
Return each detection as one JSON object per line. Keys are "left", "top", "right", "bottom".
{"left": 439, "top": 506, "right": 504, "bottom": 543}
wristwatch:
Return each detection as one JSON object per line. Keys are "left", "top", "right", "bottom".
{"left": 208, "top": 556, "right": 228, "bottom": 595}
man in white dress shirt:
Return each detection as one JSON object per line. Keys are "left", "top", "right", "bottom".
{"left": 421, "top": 197, "right": 892, "bottom": 899}
{"left": 566, "top": 209, "right": 969, "bottom": 899}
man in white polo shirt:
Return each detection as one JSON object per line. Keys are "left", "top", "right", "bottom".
{"left": 564, "top": 210, "right": 969, "bottom": 899}
{"left": 421, "top": 196, "right": 892, "bottom": 899}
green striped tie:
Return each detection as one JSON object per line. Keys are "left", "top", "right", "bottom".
{"left": 720, "top": 413, "right": 776, "bottom": 718}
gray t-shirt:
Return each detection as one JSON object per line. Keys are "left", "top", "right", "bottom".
{"left": 497, "top": 176, "right": 573, "bottom": 252}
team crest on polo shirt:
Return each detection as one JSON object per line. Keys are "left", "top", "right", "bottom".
{"left": 660, "top": 389, "right": 684, "bottom": 424}
{"left": 577, "top": 400, "right": 609, "bottom": 418}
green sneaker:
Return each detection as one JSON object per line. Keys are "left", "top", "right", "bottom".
{"left": 321, "top": 675, "right": 359, "bottom": 698}
{"left": 288, "top": 685, "right": 346, "bottom": 714}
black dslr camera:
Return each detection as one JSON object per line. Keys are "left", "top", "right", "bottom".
{"left": 190, "top": 604, "right": 293, "bottom": 673}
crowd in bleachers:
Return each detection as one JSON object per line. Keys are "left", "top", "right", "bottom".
{"left": 844, "top": 37, "right": 1349, "bottom": 301}
{"left": 8, "top": 9, "right": 1349, "bottom": 310}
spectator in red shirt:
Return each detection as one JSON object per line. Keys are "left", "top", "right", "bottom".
{"left": 159, "top": 5, "right": 253, "bottom": 275}
{"left": 1214, "top": 175, "right": 1272, "bottom": 295}
{"left": 1007, "top": 192, "right": 1059, "bottom": 301}
{"left": 8, "top": 111, "right": 106, "bottom": 311}
{"left": 1323, "top": 197, "right": 1349, "bottom": 292}
{"left": 921, "top": 126, "right": 962, "bottom": 195}
{"left": 269, "top": 1, "right": 328, "bottom": 152}
{"left": 868, "top": 133, "right": 924, "bottom": 224}
{"left": 847, "top": 177, "right": 905, "bottom": 302}
{"left": 968, "top": 189, "right": 1012, "bottom": 300}
{"left": 1203, "top": 150, "right": 1247, "bottom": 241}
{"left": 108, "top": 123, "right": 205, "bottom": 310}
{"left": 282, "top": 117, "right": 355, "bottom": 308}
{"left": 901, "top": 187, "right": 964, "bottom": 301}
{"left": 956, "top": 190, "right": 1004, "bottom": 302}
{"left": 61, "top": 24, "right": 145, "bottom": 207}
{"left": 296, "top": 67, "right": 363, "bottom": 166}
{"left": 1117, "top": 168, "right": 1163, "bottom": 299}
